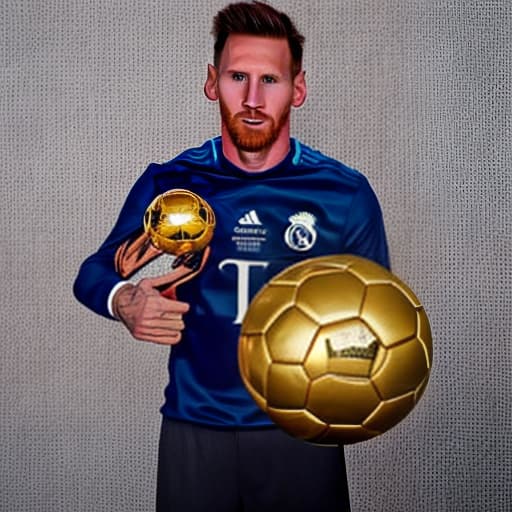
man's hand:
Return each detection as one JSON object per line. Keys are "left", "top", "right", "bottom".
{"left": 112, "top": 279, "right": 190, "bottom": 345}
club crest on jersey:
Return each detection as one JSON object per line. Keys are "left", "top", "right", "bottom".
{"left": 284, "top": 212, "right": 317, "bottom": 252}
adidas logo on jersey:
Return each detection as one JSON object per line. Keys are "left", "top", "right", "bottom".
{"left": 238, "top": 210, "right": 262, "bottom": 226}
{"left": 233, "top": 210, "right": 267, "bottom": 245}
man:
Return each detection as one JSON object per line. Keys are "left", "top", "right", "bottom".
{"left": 74, "top": 2, "right": 389, "bottom": 510}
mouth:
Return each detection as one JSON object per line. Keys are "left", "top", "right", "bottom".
{"left": 236, "top": 112, "right": 267, "bottom": 127}
{"left": 242, "top": 119, "right": 263, "bottom": 126}
{"left": 242, "top": 117, "right": 265, "bottom": 126}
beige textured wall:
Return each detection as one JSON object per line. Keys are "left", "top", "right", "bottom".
{"left": 1, "top": 1, "right": 510, "bottom": 510}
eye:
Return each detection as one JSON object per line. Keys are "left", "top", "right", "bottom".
{"left": 262, "top": 75, "right": 277, "bottom": 84}
{"left": 232, "top": 72, "right": 246, "bottom": 82}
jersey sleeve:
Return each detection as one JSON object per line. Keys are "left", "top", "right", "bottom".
{"left": 73, "top": 164, "right": 160, "bottom": 319}
{"left": 342, "top": 176, "right": 390, "bottom": 270}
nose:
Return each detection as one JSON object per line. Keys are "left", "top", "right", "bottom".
{"left": 243, "top": 77, "right": 264, "bottom": 110}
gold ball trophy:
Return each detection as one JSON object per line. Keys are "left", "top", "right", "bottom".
{"left": 238, "top": 254, "right": 433, "bottom": 444}
{"left": 114, "top": 189, "right": 216, "bottom": 298}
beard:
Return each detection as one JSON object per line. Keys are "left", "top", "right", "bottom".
{"left": 220, "top": 99, "right": 290, "bottom": 153}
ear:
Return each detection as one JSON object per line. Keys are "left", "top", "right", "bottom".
{"left": 204, "top": 64, "right": 219, "bottom": 101}
{"left": 292, "top": 70, "right": 307, "bottom": 108}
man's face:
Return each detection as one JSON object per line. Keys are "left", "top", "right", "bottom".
{"left": 205, "top": 34, "right": 306, "bottom": 153}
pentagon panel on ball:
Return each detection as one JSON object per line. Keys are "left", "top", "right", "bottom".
{"left": 239, "top": 254, "right": 433, "bottom": 445}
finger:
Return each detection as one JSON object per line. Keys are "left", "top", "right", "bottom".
{"left": 141, "top": 306, "right": 188, "bottom": 324}
{"left": 164, "top": 299, "right": 190, "bottom": 314}
{"left": 151, "top": 319, "right": 186, "bottom": 332}
{"left": 158, "top": 311, "right": 186, "bottom": 322}
{"left": 136, "top": 313, "right": 185, "bottom": 330}
{"left": 144, "top": 293, "right": 190, "bottom": 313}
{"left": 132, "top": 326, "right": 184, "bottom": 345}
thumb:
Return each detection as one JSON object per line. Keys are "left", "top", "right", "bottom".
{"left": 137, "top": 278, "right": 163, "bottom": 295}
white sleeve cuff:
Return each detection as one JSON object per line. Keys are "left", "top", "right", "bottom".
{"left": 107, "top": 281, "right": 130, "bottom": 318}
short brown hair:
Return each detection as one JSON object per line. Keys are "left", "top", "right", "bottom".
{"left": 212, "top": 1, "right": 305, "bottom": 76}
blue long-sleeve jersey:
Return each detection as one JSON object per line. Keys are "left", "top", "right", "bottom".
{"left": 74, "top": 137, "right": 389, "bottom": 428}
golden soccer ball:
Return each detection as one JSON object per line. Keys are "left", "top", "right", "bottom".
{"left": 239, "top": 254, "right": 433, "bottom": 444}
{"left": 143, "top": 189, "right": 215, "bottom": 255}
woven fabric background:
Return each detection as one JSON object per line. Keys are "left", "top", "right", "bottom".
{"left": 1, "top": 1, "right": 510, "bottom": 510}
